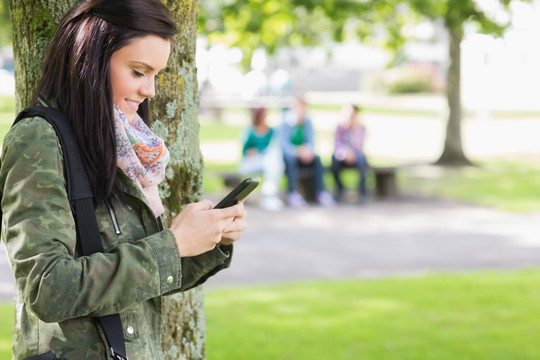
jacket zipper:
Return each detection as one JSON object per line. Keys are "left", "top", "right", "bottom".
{"left": 105, "top": 201, "right": 121, "bottom": 235}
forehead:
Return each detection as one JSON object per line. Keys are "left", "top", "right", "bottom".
{"left": 113, "top": 35, "right": 171, "bottom": 70}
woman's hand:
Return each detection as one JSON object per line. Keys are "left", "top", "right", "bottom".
{"left": 169, "top": 200, "right": 247, "bottom": 257}
{"left": 219, "top": 201, "right": 247, "bottom": 245}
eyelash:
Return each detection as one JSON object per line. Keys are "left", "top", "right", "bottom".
{"left": 132, "top": 70, "right": 144, "bottom": 78}
{"left": 132, "top": 70, "right": 160, "bottom": 80}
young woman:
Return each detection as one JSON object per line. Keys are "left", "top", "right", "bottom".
{"left": 0, "top": 0, "right": 247, "bottom": 358}
{"left": 331, "top": 104, "right": 369, "bottom": 203}
{"left": 238, "top": 107, "right": 284, "bottom": 211}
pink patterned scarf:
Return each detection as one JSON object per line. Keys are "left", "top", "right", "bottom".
{"left": 114, "top": 106, "right": 169, "bottom": 217}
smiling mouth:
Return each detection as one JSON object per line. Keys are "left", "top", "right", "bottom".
{"left": 126, "top": 99, "right": 141, "bottom": 110}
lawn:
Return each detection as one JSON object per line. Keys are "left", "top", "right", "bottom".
{"left": 1, "top": 269, "right": 539, "bottom": 359}
{"left": 0, "top": 96, "right": 15, "bottom": 142}
{"left": 205, "top": 269, "right": 540, "bottom": 360}
{"left": 399, "top": 160, "right": 540, "bottom": 212}
{"left": 0, "top": 303, "right": 14, "bottom": 359}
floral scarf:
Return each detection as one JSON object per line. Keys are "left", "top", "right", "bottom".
{"left": 114, "top": 106, "right": 169, "bottom": 217}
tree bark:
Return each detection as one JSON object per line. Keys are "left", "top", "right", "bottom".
{"left": 10, "top": 0, "right": 77, "bottom": 111}
{"left": 11, "top": 0, "right": 206, "bottom": 358}
{"left": 152, "top": 1, "right": 207, "bottom": 359}
{"left": 436, "top": 23, "right": 472, "bottom": 166}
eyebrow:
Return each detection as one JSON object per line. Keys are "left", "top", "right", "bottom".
{"left": 131, "top": 61, "right": 155, "bottom": 71}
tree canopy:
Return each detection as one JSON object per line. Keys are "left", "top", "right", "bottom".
{"left": 198, "top": 0, "right": 531, "bottom": 165}
{"left": 199, "top": 0, "right": 521, "bottom": 61}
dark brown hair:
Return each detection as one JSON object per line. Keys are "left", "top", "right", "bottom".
{"left": 31, "top": 0, "right": 177, "bottom": 201}
{"left": 251, "top": 107, "right": 267, "bottom": 127}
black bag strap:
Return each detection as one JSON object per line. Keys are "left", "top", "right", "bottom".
{"left": 11, "top": 107, "right": 128, "bottom": 360}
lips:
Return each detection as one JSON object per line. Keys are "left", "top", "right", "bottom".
{"left": 126, "top": 99, "right": 141, "bottom": 111}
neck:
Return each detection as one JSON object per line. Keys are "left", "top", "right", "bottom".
{"left": 254, "top": 123, "right": 269, "bottom": 133}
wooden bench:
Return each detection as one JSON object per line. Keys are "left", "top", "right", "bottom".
{"left": 297, "top": 166, "right": 398, "bottom": 201}
{"left": 297, "top": 167, "right": 318, "bottom": 202}
{"left": 371, "top": 166, "right": 398, "bottom": 198}
{"left": 221, "top": 172, "right": 244, "bottom": 189}
{"left": 220, "top": 165, "right": 398, "bottom": 202}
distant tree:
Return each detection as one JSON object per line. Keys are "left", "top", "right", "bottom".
{"left": 199, "top": 0, "right": 530, "bottom": 166}
{"left": 401, "top": 0, "right": 530, "bottom": 165}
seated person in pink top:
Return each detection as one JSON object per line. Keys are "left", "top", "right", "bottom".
{"left": 331, "top": 104, "right": 369, "bottom": 203}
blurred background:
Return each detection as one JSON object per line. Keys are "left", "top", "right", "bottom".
{"left": 2, "top": 0, "right": 540, "bottom": 359}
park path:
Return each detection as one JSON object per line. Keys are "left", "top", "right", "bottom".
{"left": 204, "top": 195, "right": 540, "bottom": 289}
{"left": 1, "top": 195, "right": 540, "bottom": 300}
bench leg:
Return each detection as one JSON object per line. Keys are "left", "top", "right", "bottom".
{"left": 375, "top": 173, "right": 397, "bottom": 198}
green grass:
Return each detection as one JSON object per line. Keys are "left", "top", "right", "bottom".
{"left": 0, "top": 96, "right": 15, "bottom": 113}
{"left": 1, "top": 270, "right": 540, "bottom": 358}
{"left": 0, "top": 112, "right": 15, "bottom": 141}
{"left": 400, "top": 159, "right": 540, "bottom": 212}
{"left": 0, "top": 303, "right": 14, "bottom": 359}
{"left": 0, "top": 96, "right": 16, "bottom": 141}
{"left": 205, "top": 269, "right": 540, "bottom": 360}
{"left": 199, "top": 120, "right": 244, "bottom": 142}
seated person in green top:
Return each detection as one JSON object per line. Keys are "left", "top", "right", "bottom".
{"left": 238, "top": 107, "right": 284, "bottom": 211}
{"left": 278, "top": 98, "right": 335, "bottom": 208}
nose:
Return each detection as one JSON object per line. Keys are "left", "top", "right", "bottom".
{"left": 140, "top": 76, "right": 156, "bottom": 99}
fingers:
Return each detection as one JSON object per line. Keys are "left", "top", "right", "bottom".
{"left": 171, "top": 199, "right": 247, "bottom": 256}
{"left": 222, "top": 215, "right": 246, "bottom": 233}
{"left": 219, "top": 203, "right": 247, "bottom": 245}
{"left": 213, "top": 202, "right": 246, "bottom": 220}
{"left": 190, "top": 199, "right": 214, "bottom": 210}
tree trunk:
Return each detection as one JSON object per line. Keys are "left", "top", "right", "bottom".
{"left": 11, "top": 0, "right": 207, "bottom": 359}
{"left": 152, "top": 1, "right": 207, "bottom": 359}
{"left": 10, "top": 0, "right": 77, "bottom": 111}
{"left": 436, "top": 23, "right": 472, "bottom": 166}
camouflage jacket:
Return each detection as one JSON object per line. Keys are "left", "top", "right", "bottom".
{"left": 0, "top": 116, "right": 232, "bottom": 359}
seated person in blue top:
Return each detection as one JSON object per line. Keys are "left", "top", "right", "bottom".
{"left": 238, "top": 107, "right": 285, "bottom": 211}
{"left": 331, "top": 104, "right": 369, "bottom": 203}
{"left": 278, "top": 97, "right": 335, "bottom": 208}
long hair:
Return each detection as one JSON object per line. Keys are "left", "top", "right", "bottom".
{"left": 31, "top": 0, "right": 177, "bottom": 201}
{"left": 251, "top": 107, "right": 267, "bottom": 127}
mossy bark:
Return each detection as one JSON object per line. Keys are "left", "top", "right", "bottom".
{"left": 154, "top": 1, "right": 207, "bottom": 359}
{"left": 10, "top": 0, "right": 77, "bottom": 111}
{"left": 11, "top": 0, "right": 207, "bottom": 358}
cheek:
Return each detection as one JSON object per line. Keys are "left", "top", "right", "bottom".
{"left": 110, "top": 64, "right": 131, "bottom": 100}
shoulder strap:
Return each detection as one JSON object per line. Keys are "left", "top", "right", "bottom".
{"left": 10, "top": 107, "right": 128, "bottom": 360}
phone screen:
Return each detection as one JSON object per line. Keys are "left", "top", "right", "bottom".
{"left": 213, "top": 177, "right": 260, "bottom": 209}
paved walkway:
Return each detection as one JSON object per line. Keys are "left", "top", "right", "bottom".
{"left": 204, "top": 195, "right": 540, "bottom": 289}
{"left": 2, "top": 195, "right": 540, "bottom": 300}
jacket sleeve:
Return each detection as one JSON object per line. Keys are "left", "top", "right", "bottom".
{"left": 0, "top": 117, "right": 221, "bottom": 323}
{"left": 170, "top": 244, "right": 232, "bottom": 294}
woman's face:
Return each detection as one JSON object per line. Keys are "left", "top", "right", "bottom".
{"left": 110, "top": 35, "right": 171, "bottom": 122}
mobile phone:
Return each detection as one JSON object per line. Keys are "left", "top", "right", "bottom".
{"left": 214, "top": 177, "right": 261, "bottom": 209}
